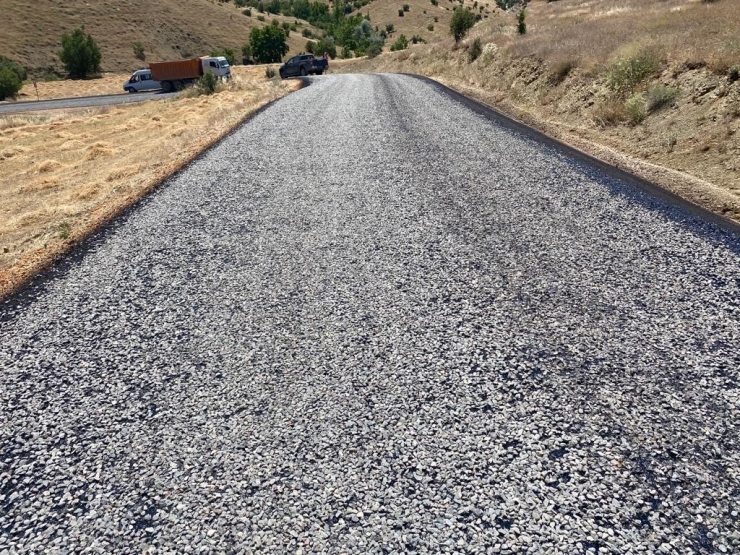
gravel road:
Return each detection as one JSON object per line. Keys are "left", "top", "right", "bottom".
{"left": 0, "top": 91, "right": 174, "bottom": 115}
{"left": 1, "top": 74, "right": 739, "bottom": 554}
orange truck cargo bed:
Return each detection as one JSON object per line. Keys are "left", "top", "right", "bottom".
{"left": 149, "top": 59, "right": 203, "bottom": 82}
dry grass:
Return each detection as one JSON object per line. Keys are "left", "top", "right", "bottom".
{"left": 0, "top": 66, "right": 299, "bottom": 299}
{"left": 0, "top": 0, "right": 322, "bottom": 75}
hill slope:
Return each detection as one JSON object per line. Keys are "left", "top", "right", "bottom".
{"left": 0, "top": 0, "right": 317, "bottom": 74}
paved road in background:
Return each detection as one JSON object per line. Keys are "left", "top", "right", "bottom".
{"left": 1, "top": 74, "right": 739, "bottom": 553}
{"left": 0, "top": 90, "right": 175, "bottom": 115}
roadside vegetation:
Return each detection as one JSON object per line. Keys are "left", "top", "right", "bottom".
{"left": 0, "top": 67, "right": 299, "bottom": 299}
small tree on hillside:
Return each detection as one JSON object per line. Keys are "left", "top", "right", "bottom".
{"left": 517, "top": 8, "right": 526, "bottom": 34}
{"left": 0, "top": 67, "right": 22, "bottom": 101}
{"left": 250, "top": 26, "right": 289, "bottom": 63}
{"left": 0, "top": 56, "right": 28, "bottom": 82}
{"left": 133, "top": 41, "right": 146, "bottom": 61}
{"left": 59, "top": 28, "right": 102, "bottom": 78}
{"left": 450, "top": 8, "right": 475, "bottom": 44}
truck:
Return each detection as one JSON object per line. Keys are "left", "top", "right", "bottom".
{"left": 147, "top": 57, "right": 231, "bottom": 92}
{"left": 279, "top": 55, "right": 328, "bottom": 79}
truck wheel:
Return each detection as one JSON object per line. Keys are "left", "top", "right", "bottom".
{"left": 300, "top": 67, "right": 307, "bottom": 76}
{"left": 162, "top": 81, "right": 174, "bottom": 93}
{"left": 174, "top": 80, "right": 185, "bottom": 91}
{"left": 126, "top": 87, "right": 137, "bottom": 93}
{"left": 316, "top": 71, "right": 324, "bottom": 75}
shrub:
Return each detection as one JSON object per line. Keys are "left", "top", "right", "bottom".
{"left": 250, "top": 25, "right": 289, "bottom": 63}
{"left": 411, "top": 35, "right": 425, "bottom": 44}
{"left": 608, "top": 47, "right": 662, "bottom": 95}
{"left": 133, "top": 41, "right": 145, "bottom": 61}
{"left": 646, "top": 85, "right": 679, "bottom": 112}
{"left": 428, "top": 24, "right": 435, "bottom": 31}
{"left": 59, "top": 28, "right": 102, "bottom": 79}
{"left": 390, "top": 34, "right": 409, "bottom": 51}
{"left": 450, "top": 8, "right": 475, "bottom": 43}
{"left": 0, "top": 57, "right": 27, "bottom": 82}
{"left": 0, "top": 67, "right": 22, "bottom": 100}
{"left": 548, "top": 59, "right": 574, "bottom": 85}
{"left": 257, "top": 15, "right": 266, "bottom": 21}
{"left": 282, "top": 22, "right": 291, "bottom": 36}
{"left": 468, "top": 37, "right": 482, "bottom": 62}
{"left": 434, "top": 16, "right": 438, "bottom": 22}
{"left": 516, "top": 8, "right": 526, "bottom": 34}
{"left": 211, "top": 48, "right": 236, "bottom": 66}
{"left": 306, "top": 40, "right": 314, "bottom": 54}
{"left": 593, "top": 97, "right": 627, "bottom": 126}
{"left": 272, "top": 18, "right": 280, "bottom": 26}
{"left": 728, "top": 66, "right": 740, "bottom": 83}
{"left": 241, "top": 43, "right": 253, "bottom": 64}
{"left": 197, "top": 72, "right": 220, "bottom": 95}
{"left": 243, "top": 8, "right": 252, "bottom": 16}
{"left": 398, "top": 9, "right": 404, "bottom": 16}
{"left": 366, "top": 42, "right": 383, "bottom": 58}
{"left": 386, "top": 23, "right": 395, "bottom": 33}
{"left": 431, "top": 0, "right": 439, "bottom": 4}
{"left": 257, "top": 1, "right": 265, "bottom": 12}
{"left": 625, "top": 93, "right": 647, "bottom": 125}
{"left": 341, "top": 45, "right": 353, "bottom": 59}
{"left": 302, "top": 28, "right": 313, "bottom": 37}
{"left": 403, "top": 3, "right": 410, "bottom": 10}
{"left": 265, "top": 66, "right": 276, "bottom": 78}
{"left": 312, "top": 37, "right": 337, "bottom": 59}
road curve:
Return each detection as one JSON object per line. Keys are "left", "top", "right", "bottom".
{"left": 1, "top": 74, "right": 739, "bottom": 553}
{"left": 0, "top": 91, "right": 175, "bottom": 115}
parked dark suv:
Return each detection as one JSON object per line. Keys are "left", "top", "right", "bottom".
{"left": 279, "top": 55, "right": 328, "bottom": 78}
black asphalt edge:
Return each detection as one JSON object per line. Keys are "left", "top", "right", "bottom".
{"left": 407, "top": 74, "right": 740, "bottom": 237}
{"left": 0, "top": 92, "right": 173, "bottom": 116}
{"left": 1, "top": 87, "right": 302, "bottom": 310}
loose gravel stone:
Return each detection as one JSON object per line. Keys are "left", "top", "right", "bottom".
{"left": 1, "top": 74, "right": 739, "bottom": 553}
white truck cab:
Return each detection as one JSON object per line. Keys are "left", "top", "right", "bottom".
{"left": 123, "top": 69, "right": 161, "bottom": 93}
{"left": 203, "top": 57, "right": 231, "bottom": 80}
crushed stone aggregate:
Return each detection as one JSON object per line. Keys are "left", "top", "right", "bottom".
{"left": 1, "top": 74, "right": 740, "bottom": 553}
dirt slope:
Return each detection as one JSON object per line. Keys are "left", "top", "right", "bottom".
{"left": 0, "top": 0, "right": 317, "bottom": 74}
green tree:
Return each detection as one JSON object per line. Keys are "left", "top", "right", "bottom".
{"left": 0, "top": 56, "right": 28, "bottom": 82}
{"left": 250, "top": 25, "right": 289, "bottom": 63}
{"left": 0, "top": 67, "right": 22, "bottom": 100}
{"left": 59, "top": 28, "right": 102, "bottom": 78}
{"left": 517, "top": 8, "right": 526, "bottom": 34}
{"left": 211, "top": 48, "right": 236, "bottom": 65}
{"left": 390, "top": 34, "right": 408, "bottom": 51}
{"left": 241, "top": 43, "right": 253, "bottom": 64}
{"left": 312, "top": 36, "right": 337, "bottom": 58}
{"left": 449, "top": 8, "right": 475, "bottom": 44}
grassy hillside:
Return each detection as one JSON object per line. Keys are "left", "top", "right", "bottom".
{"left": 0, "top": 0, "right": 319, "bottom": 74}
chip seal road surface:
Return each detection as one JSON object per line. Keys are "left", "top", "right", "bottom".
{"left": 1, "top": 74, "right": 739, "bottom": 553}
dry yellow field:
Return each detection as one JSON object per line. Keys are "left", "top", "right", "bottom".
{"left": 0, "top": 67, "right": 297, "bottom": 298}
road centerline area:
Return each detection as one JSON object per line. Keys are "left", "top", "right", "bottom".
{"left": 1, "top": 74, "right": 739, "bottom": 553}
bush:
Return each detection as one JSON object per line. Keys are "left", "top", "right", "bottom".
{"left": 59, "top": 28, "right": 102, "bottom": 79}
{"left": 390, "top": 34, "right": 409, "bottom": 51}
{"left": 411, "top": 35, "right": 425, "bottom": 44}
{"left": 431, "top": 0, "right": 439, "bottom": 4}
{"left": 593, "top": 97, "right": 627, "bottom": 127}
{"left": 241, "top": 43, "right": 253, "bottom": 64}
{"left": 516, "top": 8, "right": 526, "bottom": 34}
{"left": 282, "top": 21, "right": 291, "bottom": 36}
{"left": 265, "top": 66, "right": 276, "bottom": 78}
{"left": 450, "top": 8, "right": 475, "bottom": 43}
{"left": 302, "top": 28, "right": 313, "bottom": 37}
{"left": 645, "top": 85, "right": 679, "bottom": 112}
{"left": 243, "top": 8, "right": 252, "bottom": 16}
{"left": 312, "top": 37, "right": 337, "bottom": 59}
{"left": 341, "top": 45, "right": 353, "bottom": 59}
{"left": 257, "top": 15, "right": 266, "bottom": 21}
{"left": 133, "top": 41, "right": 145, "bottom": 61}
{"left": 250, "top": 25, "right": 289, "bottom": 63}
{"left": 0, "top": 57, "right": 27, "bottom": 82}
{"left": 403, "top": 3, "right": 410, "bottom": 10}
{"left": 468, "top": 37, "right": 482, "bottom": 62}
{"left": 434, "top": 16, "right": 439, "bottom": 22}
{"left": 0, "top": 67, "right": 22, "bottom": 100}
{"left": 272, "top": 18, "right": 280, "bottom": 26}
{"left": 234, "top": 0, "right": 248, "bottom": 6}
{"left": 211, "top": 48, "right": 236, "bottom": 66}
{"left": 197, "top": 72, "right": 220, "bottom": 95}
{"left": 625, "top": 93, "right": 647, "bottom": 125}
{"left": 386, "top": 23, "right": 395, "bottom": 33}
{"left": 548, "top": 59, "right": 574, "bottom": 85}
{"left": 608, "top": 47, "right": 662, "bottom": 95}
{"left": 428, "top": 24, "right": 435, "bottom": 31}
{"left": 398, "top": 9, "right": 404, "bottom": 16}
{"left": 366, "top": 42, "right": 383, "bottom": 58}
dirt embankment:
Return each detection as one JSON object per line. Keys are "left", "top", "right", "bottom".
{"left": 334, "top": 50, "right": 740, "bottom": 224}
